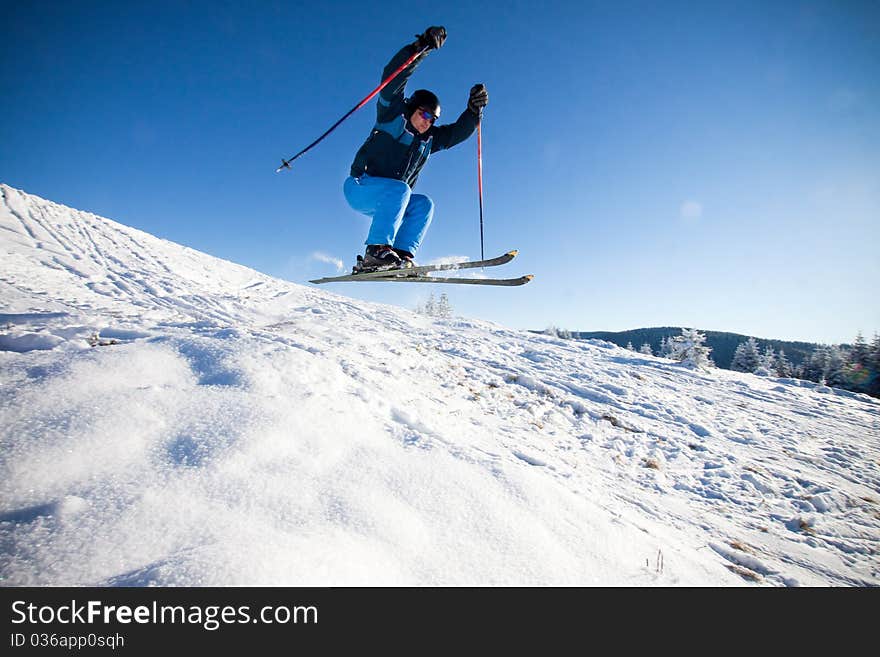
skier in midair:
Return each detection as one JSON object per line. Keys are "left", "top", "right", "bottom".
{"left": 344, "top": 26, "right": 489, "bottom": 270}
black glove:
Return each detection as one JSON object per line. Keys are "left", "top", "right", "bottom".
{"left": 468, "top": 83, "right": 488, "bottom": 116}
{"left": 415, "top": 26, "right": 447, "bottom": 51}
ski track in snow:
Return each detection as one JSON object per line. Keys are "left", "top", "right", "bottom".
{"left": 1, "top": 183, "right": 879, "bottom": 587}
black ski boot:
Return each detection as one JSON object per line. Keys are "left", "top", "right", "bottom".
{"left": 392, "top": 248, "right": 416, "bottom": 268}
{"left": 354, "top": 244, "right": 402, "bottom": 273}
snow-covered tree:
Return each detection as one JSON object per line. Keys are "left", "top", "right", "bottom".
{"left": 423, "top": 293, "right": 436, "bottom": 317}
{"left": 639, "top": 343, "right": 653, "bottom": 355}
{"left": 802, "top": 345, "right": 829, "bottom": 383}
{"left": 658, "top": 337, "right": 673, "bottom": 358}
{"left": 543, "top": 325, "right": 572, "bottom": 339}
{"left": 626, "top": 341, "right": 635, "bottom": 352}
{"left": 754, "top": 345, "right": 777, "bottom": 376}
{"left": 825, "top": 345, "right": 848, "bottom": 388}
{"left": 417, "top": 293, "right": 454, "bottom": 319}
{"left": 850, "top": 333, "right": 870, "bottom": 368}
{"left": 774, "top": 349, "right": 793, "bottom": 378}
{"left": 731, "top": 337, "right": 761, "bottom": 373}
{"left": 762, "top": 345, "right": 776, "bottom": 368}
{"left": 436, "top": 293, "right": 452, "bottom": 319}
{"left": 802, "top": 345, "right": 846, "bottom": 386}
{"left": 668, "top": 328, "right": 713, "bottom": 370}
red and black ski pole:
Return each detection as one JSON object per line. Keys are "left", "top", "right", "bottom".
{"left": 477, "top": 109, "right": 485, "bottom": 261}
{"left": 276, "top": 46, "right": 430, "bottom": 173}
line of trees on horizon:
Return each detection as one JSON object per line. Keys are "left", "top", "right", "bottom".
{"left": 544, "top": 325, "right": 880, "bottom": 399}
{"left": 721, "top": 333, "right": 880, "bottom": 397}
{"left": 650, "top": 331, "right": 879, "bottom": 398}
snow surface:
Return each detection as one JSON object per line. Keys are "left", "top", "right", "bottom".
{"left": 1, "top": 183, "right": 878, "bottom": 586}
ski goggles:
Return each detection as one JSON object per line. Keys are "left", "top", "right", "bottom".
{"left": 418, "top": 108, "right": 439, "bottom": 123}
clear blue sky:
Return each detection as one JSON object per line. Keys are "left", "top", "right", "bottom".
{"left": 2, "top": 0, "right": 878, "bottom": 344}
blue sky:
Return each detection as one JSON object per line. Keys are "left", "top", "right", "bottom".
{"left": 2, "top": 0, "right": 878, "bottom": 344}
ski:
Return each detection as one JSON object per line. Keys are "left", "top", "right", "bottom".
{"left": 309, "top": 250, "right": 532, "bottom": 285}
{"left": 351, "top": 274, "right": 533, "bottom": 286}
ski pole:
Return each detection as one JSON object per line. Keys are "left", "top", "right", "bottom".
{"left": 276, "top": 46, "right": 430, "bottom": 173}
{"left": 477, "top": 109, "right": 485, "bottom": 261}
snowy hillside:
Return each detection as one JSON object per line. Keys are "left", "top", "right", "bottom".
{"left": 1, "top": 183, "right": 878, "bottom": 586}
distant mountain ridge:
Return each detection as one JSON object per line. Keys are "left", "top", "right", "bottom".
{"left": 566, "top": 327, "right": 822, "bottom": 370}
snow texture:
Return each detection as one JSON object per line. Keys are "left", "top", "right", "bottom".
{"left": 1, "top": 183, "right": 878, "bottom": 586}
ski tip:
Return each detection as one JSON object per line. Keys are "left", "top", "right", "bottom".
{"left": 508, "top": 250, "right": 518, "bottom": 257}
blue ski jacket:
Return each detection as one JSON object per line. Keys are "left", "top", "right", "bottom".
{"left": 349, "top": 42, "right": 479, "bottom": 189}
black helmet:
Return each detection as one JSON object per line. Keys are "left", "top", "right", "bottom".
{"left": 406, "top": 89, "right": 440, "bottom": 118}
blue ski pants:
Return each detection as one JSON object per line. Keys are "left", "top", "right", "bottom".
{"left": 343, "top": 175, "right": 434, "bottom": 255}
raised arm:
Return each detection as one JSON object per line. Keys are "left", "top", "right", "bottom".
{"left": 377, "top": 27, "right": 447, "bottom": 121}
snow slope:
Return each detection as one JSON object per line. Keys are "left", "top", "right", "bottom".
{"left": 1, "top": 183, "right": 878, "bottom": 586}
